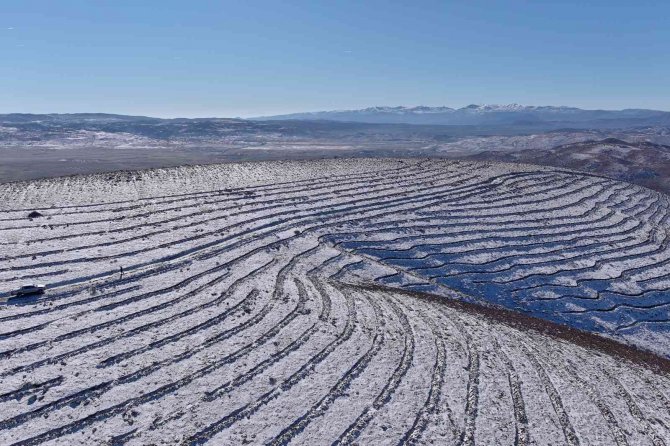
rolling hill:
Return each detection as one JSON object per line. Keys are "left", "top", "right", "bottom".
{"left": 0, "top": 159, "right": 668, "bottom": 445}
{"left": 461, "top": 138, "right": 670, "bottom": 195}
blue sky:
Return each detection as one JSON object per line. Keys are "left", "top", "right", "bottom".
{"left": 2, "top": 0, "right": 669, "bottom": 117}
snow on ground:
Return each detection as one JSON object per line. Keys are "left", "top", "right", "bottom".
{"left": 434, "top": 129, "right": 670, "bottom": 156}
{"left": 0, "top": 158, "right": 669, "bottom": 445}
{"left": 433, "top": 132, "right": 604, "bottom": 156}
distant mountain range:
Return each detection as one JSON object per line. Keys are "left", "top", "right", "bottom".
{"left": 1, "top": 111, "right": 670, "bottom": 195}
{"left": 255, "top": 104, "right": 670, "bottom": 128}
{"left": 4, "top": 105, "right": 670, "bottom": 131}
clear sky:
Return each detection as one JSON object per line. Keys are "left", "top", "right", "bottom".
{"left": 2, "top": 0, "right": 669, "bottom": 117}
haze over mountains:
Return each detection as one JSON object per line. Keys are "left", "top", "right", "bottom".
{"left": 256, "top": 104, "right": 670, "bottom": 128}
{"left": 2, "top": 107, "right": 670, "bottom": 197}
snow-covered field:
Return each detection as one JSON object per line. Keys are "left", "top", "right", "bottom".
{"left": 0, "top": 159, "right": 669, "bottom": 445}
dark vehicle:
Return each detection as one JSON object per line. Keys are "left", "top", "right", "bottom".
{"left": 10, "top": 284, "right": 46, "bottom": 298}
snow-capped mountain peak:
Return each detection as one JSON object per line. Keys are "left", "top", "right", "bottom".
{"left": 254, "top": 104, "right": 669, "bottom": 125}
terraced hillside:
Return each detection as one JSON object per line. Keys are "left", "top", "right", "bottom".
{"left": 0, "top": 159, "right": 669, "bottom": 445}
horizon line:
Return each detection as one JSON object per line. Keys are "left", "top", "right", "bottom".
{"left": 1, "top": 103, "right": 669, "bottom": 120}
